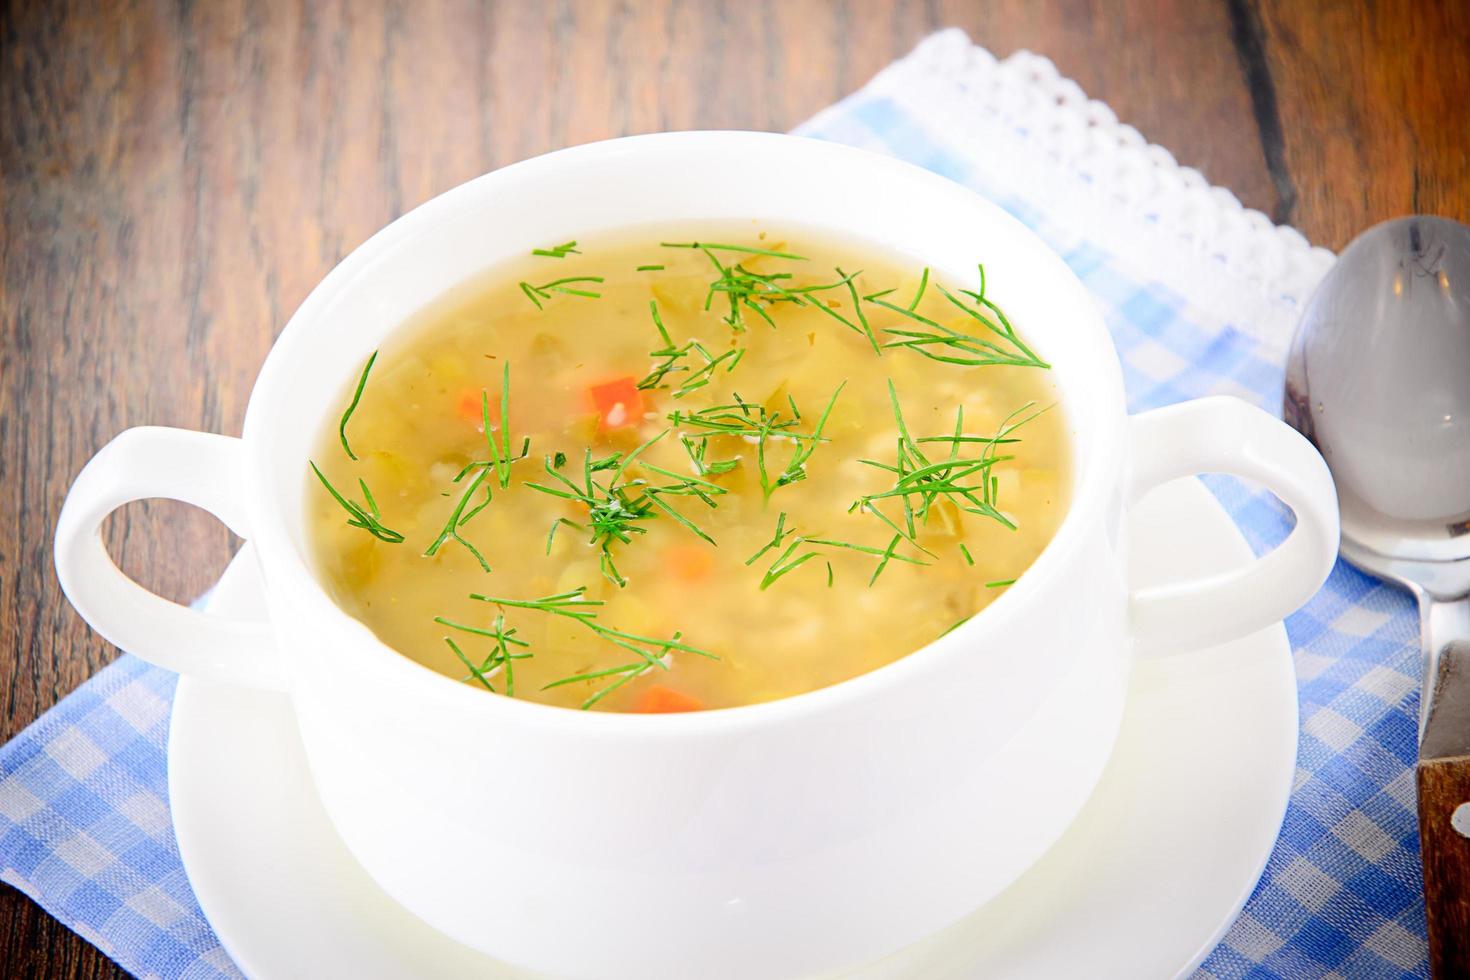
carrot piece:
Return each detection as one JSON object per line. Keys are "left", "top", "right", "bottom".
{"left": 666, "top": 543, "right": 715, "bottom": 582}
{"left": 589, "top": 376, "right": 643, "bottom": 430}
{"left": 636, "top": 685, "right": 705, "bottom": 713}
{"left": 455, "top": 389, "right": 481, "bottom": 423}
{"left": 456, "top": 388, "right": 500, "bottom": 425}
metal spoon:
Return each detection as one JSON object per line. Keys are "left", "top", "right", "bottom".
{"left": 1284, "top": 215, "right": 1470, "bottom": 977}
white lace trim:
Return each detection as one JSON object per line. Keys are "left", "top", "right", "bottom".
{"left": 813, "top": 29, "right": 1335, "bottom": 353}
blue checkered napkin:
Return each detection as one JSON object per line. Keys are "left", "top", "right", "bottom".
{"left": 0, "top": 654, "right": 240, "bottom": 979}
{"left": 0, "top": 29, "right": 1429, "bottom": 980}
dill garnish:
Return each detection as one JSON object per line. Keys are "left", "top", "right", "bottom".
{"left": 469, "top": 587, "right": 717, "bottom": 709}
{"left": 851, "top": 382, "right": 1046, "bottom": 540}
{"left": 525, "top": 431, "right": 721, "bottom": 585}
{"left": 483, "top": 363, "right": 530, "bottom": 489}
{"left": 661, "top": 241, "right": 808, "bottom": 261}
{"left": 769, "top": 382, "right": 845, "bottom": 496}
{"left": 668, "top": 389, "right": 838, "bottom": 501}
{"left": 338, "top": 351, "right": 377, "bottom": 461}
{"left": 907, "top": 267, "right": 930, "bottom": 311}
{"left": 940, "top": 616, "right": 971, "bottom": 637}
{"left": 634, "top": 302, "right": 745, "bottom": 395}
{"left": 866, "top": 268, "right": 1049, "bottom": 368}
{"left": 745, "top": 512, "right": 925, "bottom": 589}
{"left": 519, "top": 276, "right": 605, "bottom": 309}
{"left": 423, "top": 466, "right": 493, "bottom": 572}
{"left": 445, "top": 637, "right": 495, "bottom": 692}
{"left": 309, "top": 461, "right": 404, "bottom": 543}
{"left": 985, "top": 579, "right": 1016, "bottom": 588}
{"left": 836, "top": 268, "right": 881, "bottom": 354}
{"left": 636, "top": 264, "right": 665, "bottom": 272}
{"left": 439, "top": 614, "right": 531, "bottom": 696}
{"left": 680, "top": 434, "right": 739, "bottom": 477}
{"left": 531, "top": 241, "right": 580, "bottom": 258}
{"left": 673, "top": 345, "right": 743, "bottom": 399}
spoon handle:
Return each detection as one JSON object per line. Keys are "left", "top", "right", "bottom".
{"left": 1417, "top": 628, "right": 1470, "bottom": 978}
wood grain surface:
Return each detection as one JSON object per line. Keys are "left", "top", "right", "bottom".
{"left": 2, "top": 0, "right": 1467, "bottom": 975}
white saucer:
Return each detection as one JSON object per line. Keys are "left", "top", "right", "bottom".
{"left": 170, "top": 476, "right": 1296, "bottom": 979}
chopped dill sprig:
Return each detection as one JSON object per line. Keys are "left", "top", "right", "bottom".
{"left": 768, "top": 382, "right": 845, "bottom": 497}
{"left": 673, "top": 345, "right": 744, "bottom": 398}
{"left": 525, "top": 431, "right": 720, "bottom": 585}
{"left": 959, "top": 542, "right": 975, "bottom": 566}
{"left": 986, "top": 579, "right": 1016, "bottom": 588}
{"left": 531, "top": 240, "right": 580, "bottom": 258}
{"left": 940, "top": 615, "right": 972, "bottom": 637}
{"left": 482, "top": 362, "right": 530, "bottom": 489}
{"left": 836, "top": 268, "right": 881, "bottom": 355}
{"left": 423, "top": 466, "right": 493, "bottom": 571}
{"left": 680, "top": 434, "right": 739, "bottom": 477}
{"left": 634, "top": 302, "right": 746, "bottom": 395}
{"left": 338, "top": 351, "right": 377, "bottom": 461}
{"left": 636, "top": 264, "right": 665, "bottom": 272}
{"left": 677, "top": 246, "right": 814, "bottom": 331}
{"left": 745, "top": 512, "right": 926, "bottom": 589}
{"left": 661, "top": 241, "right": 808, "bottom": 261}
{"left": 309, "top": 462, "right": 404, "bottom": 543}
{"left": 668, "top": 390, "right": 838, "bottom": 501}
{"left": 438, "top": 614, "right": 531, "bottom": 696}
{"left": 470, "top": 586, "right": 717, "bottom": 709}
{"left": 519, "top": 275, "right": 605, "bottom": 309}
{"left": 445, "top": 637, "right": 495, "bottom": 692}
{"left": 866, "top": 267, "right": 1049, "bottom": 369}
{"left": 907, "top": 267, "right": 930, "bottom": 311}
{"left": 850, "top": 382, "right": 1046, "bottom": 538}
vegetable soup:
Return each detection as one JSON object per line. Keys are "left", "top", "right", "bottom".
{"left": 305, "top": 226, "right": 1070, "bottom": 712}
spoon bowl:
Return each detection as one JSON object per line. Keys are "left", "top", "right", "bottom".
{"left": 1285, "top": 216, "right": 1470, "bottom": 566}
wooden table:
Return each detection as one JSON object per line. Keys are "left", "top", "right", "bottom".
{"left": 2, "top": 0, "right": 1466, "bottom": 973}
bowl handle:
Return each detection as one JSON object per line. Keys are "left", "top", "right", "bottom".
{"left": 1126, "top": 396, "right": 1340, "bottom": 658}
{"left": 54, "top": 427, "right": 285, "bottom": 689}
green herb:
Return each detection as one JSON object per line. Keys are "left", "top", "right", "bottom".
{"left": 959, "top": 542, "right": 975, "bottom": 566}
{"left": 669, "top": 392, "right": 836, "bottom": 501}
{"left": 768, "top": 382, "right": 845, "bottom": 497}
{"left": 865, "top": 268, "right": 1048, "bottom": 369}
{"left": 661, "top": 241, "right": 808, "bottom": 261}
{"left": 519, "top": 276, "right": 605, "bottom": 309}
{"left": 851, "top": 383, "right": 1043, "bottom": 538}
{"left": 985, "top": 578, "right": 1016, "bottom": 588}
{"left": 836, "top": 268, "right": 881, "bottom": 355}
{"left": 470, "top": 587, "right": 716, "bottom": 709}
{"left": 532, "top": 241, "right": 580, "bottom": 258}
{"left": 439, "top": 615, "right": 530, "bottom": 696}
{"left": 907, "top": 267, "right": 930, "bottom": 311}
{"left": 526, "top": 431, "right": 717, "bottom": 585}
{"left": 672, "top": 344, "right": 744, "bottom": 399}
{"left": 338, "top": 351, "right": 377, "bottom": 461}
{"left": 746, "top": 513, "right": 925, "bottom": 590}
{"left": 940, "top": 615, "right": 971, "bottom": 637}
{"left": 482, "top": 363, "right": 530, "bottom": 489}
{"left": 444, "top": 637, "right": 495, "bottom": 692}
{"left": 745, "top": 511, "right": 794, "bottom": 567}
{"left": 681, "top": 247, "right": 811, "bottom": 332}
{"left": 680, "top": 434, "right": 740, "bottom": 477}
{"left": 636, "top": 302, "right": 691, "bottom": 390}
{"left": 309, "top": 461, "right": 404, "bottom": 543}
{"left": 636, "top": 264, "right": 664, "bottom": 272}
{"left": 423, "top": 466, "right": 493, "bottom": 571}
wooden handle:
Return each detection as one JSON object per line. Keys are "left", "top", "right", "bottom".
{"left": 1418, "top": 639, "right": 1470, "bottom": 978}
